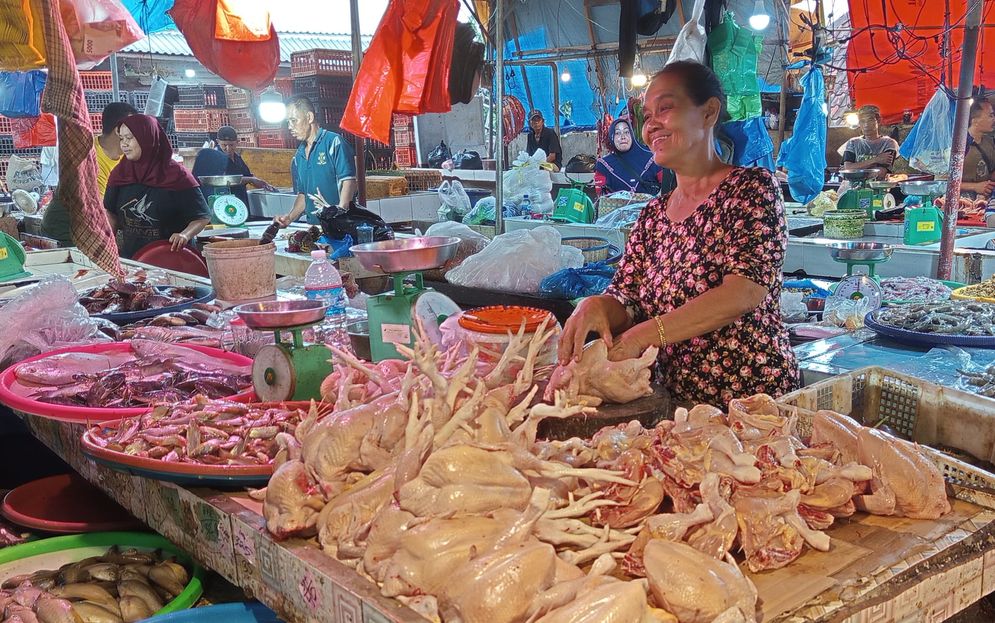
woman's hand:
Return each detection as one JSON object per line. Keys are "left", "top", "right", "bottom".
{"left": 169, "top": 232, "right": 190, "bottom": 251}
{"left": 608, "top": 320, "right": 658, "bottom": 362}
{"left": 559, "top": 296, "right": 619, "bottom": 364}
{"left": 273, "top": 214, "right": 294, "bottom": 228}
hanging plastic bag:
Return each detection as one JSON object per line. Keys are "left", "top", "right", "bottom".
{"left": 503, "top": 149, "right": 555, "bottom": 215}
{"left": 59, "top": 0, "right": 144, "bottom": 69}
{"left": 437, "top": 179, "right": 471, "bottom": 221}
{"left": 666, "top": 0, "right": 706, "bottom": 65}
{"left": 0, "top": 70, "right": 46, "bottom": 118}
{"left": 775, "top": 64, "right": 826, "bottom": 205}
{"left": 215, "top": 0, "right": 271, "bottom": 42}
{"left": 540, "top": 262, "right": 616, "bottom": 299}
{"left": 10, "top": 113, "right": 57, "bottom": 149}
{"left": 0, "top": 0, "right": 46, "bottom": 70}
{"left": 899, "top": 89, "right": 954, "bottom": 176}
{"left": 428, "top": 141, "right": 452, "bottom": 168}
{"left": 169, "top": 0, "right": 278, "bottom": 90}
{"left": 6, "top": 154, "right": 44, "bottom": 193}
{"left": 446, "top": 226, "right": 565, "bottom": 293}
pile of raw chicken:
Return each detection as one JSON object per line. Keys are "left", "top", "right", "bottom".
{"left": 257, "top": 321, "right": 951, "bottom": 623}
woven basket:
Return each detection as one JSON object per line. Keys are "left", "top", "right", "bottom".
{"left": 399, "top": 169, "right": 442, "bottom": 192}
{"left": 597, "top": 192, "right": 654, "bottom": 219}
{"left": 562, "top": 236, "right": 621, "bottom": 264}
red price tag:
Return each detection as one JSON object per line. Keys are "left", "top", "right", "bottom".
{"left": 298, "top": 571, "right": 320, "bottom": 611}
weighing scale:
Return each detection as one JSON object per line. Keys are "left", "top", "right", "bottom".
{"left": 198, "top": 175, "right": 249, "bottom": 227}
{"left": 837, "top": 169, "right": 887, "bottom": 216}
{"left": 350, "top": 237, "right": 462, "bottom": 362}
{"left": 824, "top": 242, "right": 890, "bottom": 318}
{"left": 899, "top": 180, "right": 947, "bottom": 246}
{"left": 233, "top": 300, "right": 334, "bottom": 401}
{"left": 0, "top": 232, "right": 30, "bottom": 282}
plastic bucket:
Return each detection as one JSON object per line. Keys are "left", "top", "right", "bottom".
{"left": 203, "top": 239, "right": 276, "bottom": 303}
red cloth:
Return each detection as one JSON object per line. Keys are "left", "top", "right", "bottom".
{"left": 170, "top": 0, "right": 278, "bottom": 91}
{"left": 40, "top": 0, "right": 121, "bottom": 276}
{"left": 340, "top": 0, "right": 458, "bottom": 144}
{"left": 847, "top": 1, "right": 995, "bottom": 123}
{"left": 107, "top": 114, "right": 199, "bottom": 191}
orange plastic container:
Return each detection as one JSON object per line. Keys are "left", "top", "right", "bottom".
{"left": 445, "top": 306, "right": 560, "bottom": 366}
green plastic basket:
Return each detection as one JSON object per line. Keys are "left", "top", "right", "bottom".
{"left": 0, "top": 531, "right": 204, "bottom": 616}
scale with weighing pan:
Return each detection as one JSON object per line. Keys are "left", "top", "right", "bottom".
{"left": 0, "top": 232, "right": 30, "bottom": 282}
{"left": 198, "top": 175, "right": 250, "bottom": 228}
{"left": 837, "top": 169, "right": 889, "bottom": 215}
{"left": 825, "top": 242, "right": 893, "bottom": 316}
{"left": 351, "top": 237, "right": 462, "bottom": 362}
{"left": 233, "top": 300, "right": 334, "bottom": 401}
{"left": 899, "top": 180, "right": 947, "bottom": 245}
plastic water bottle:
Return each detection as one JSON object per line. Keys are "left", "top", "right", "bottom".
{"left": 519, "top": 194, "right": 532, "bottom": 218}
{"left": 304, "top": 250, "right": 347, "bottom": 347}
{"left": 356, "top": 221, "right": 374, "bottom": 244}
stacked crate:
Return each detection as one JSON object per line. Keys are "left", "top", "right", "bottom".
{"left": 393, "top": 114, "right": 416, "bottom": 168}
{"left": 173, "top": 85, "right": 228, "bottom": 147}
{"left": 225, "top": 85, "right": 257, "bottom": 147}
{"left": 289, "top": 49, "right": 353, "bottom": 150}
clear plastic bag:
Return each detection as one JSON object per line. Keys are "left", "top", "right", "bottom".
{"left": 503, "top": 150, "right": 554, "bottom": 215}
{"left": 899, "top": 89, "right": 954, "bottom": 176}
{"left": 780, "top": 290, "right": 809, "bottom": 323}
{"left": 445, "top": 226, "right": 565, "bottom": 293}
{"left": 595, "top": 204, "right": 647, "bottom": 229}
{"left": 424, "top": 221, "right": 489, "bottom": 280}
{"left": 438, "top": 179, "right": 471, "bottom": 221}
{"left": 560, "top": 245, "right": 585, "bottom": 269}
{"left": 60, "top": 0, "right": 145, "bottom": 69}
{"left": 666, "top": 0, "right": 706, "bottom": 64}
{"left": 0, "top": 275, "right": 112, "bottom": 369}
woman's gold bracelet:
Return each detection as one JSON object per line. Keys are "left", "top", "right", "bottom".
{"left": 654, "top": 315, "right": 667, "bottom": 349}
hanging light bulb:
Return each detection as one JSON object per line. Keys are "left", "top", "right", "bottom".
{"left": 844, "top": 110, "right": 860, "bottom": 129}
{"left": 258, "top": 86, "right": 287, "bottom": 124}
{"left": 560, "top": 69, "right": 571, "bottom": 82}
{"left": 749, "top": 0, "right": 771, "bottom": 30}
{"left": 184, "top": 69, "right": 196, "bottom": 78}
{"left": 630, "top": 54, "right": 648, "bottom": 88}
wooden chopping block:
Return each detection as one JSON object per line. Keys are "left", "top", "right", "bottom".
{"left": 537, "top": 385, "right": 672, "bottom": 440}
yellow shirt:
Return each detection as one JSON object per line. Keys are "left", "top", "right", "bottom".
{"left": 94, "top": 135, "right": 122, "bottom": 197}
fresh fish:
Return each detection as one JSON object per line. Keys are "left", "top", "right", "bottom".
{"left": 80, "top": 564, "right": 119, "bottom": 583}
{"left": 129, "top": 340, "right": 250, "bottom": 376}
{"left": 68, "top": 601, "right": 122, "bottom": 623}
{"left": 117, "top": 596, "right": 154, "bottom": 623}
{"left": 15, "top": 354, "right": 119, "bottom": 386}
{"left": 147, "top": 561, "right": 188, "bottom": 597}
{"left": 49, "top": 585, "right": 120, "bottom": 616}
{"left": 34, "top": 597, "right": 83, "bottom": 623}
{"left": 115, "top": 581, "right": 162, "bottom": 613}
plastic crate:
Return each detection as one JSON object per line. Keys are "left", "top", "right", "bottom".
{"left": 290, "top": 49, "right": 353, "bottom": 77}
{"left": 399, "top": 168, "right": 440, "bottom": 191}
{"left": 228, "top": 109, "right": 256, "bottom": 133}
{"left": 0, "top": 135, "right": 12, "bottom": 154}
{"left": 777, "top": 366, "right": 995, "bottom": 492}
{"left": 315, "top": 104, "right": 345, "bottom": 130}
{"left": 395, "top": 147, "right": 417, "bottom": 169}
{"left": 292, "top": 76, "right": 351, "bottom": 102}
{"left": 89, "top": 112, "right": 102, "bottom": 133}
{"left": 165, "top": 132, "right": 178, "bottom": 148}
{"left": 176, "top": 85, "right": 227, "bottom": 109}
{"left": 85, "top": 91, "right": 115, "bottom": 111}
{"left": 173, "top": 132, "right": 213, "bottom": 148}
{"left": 257, "top": 129, "right": 293, "bottom": 149}
{"left": 392, "top": 127, "right": 414, "bottom": 147}
{"left": 274, "top": 77, "right": 293, "bottom": 98}
{"left": 392, "top": 114, "right": 412, "bottom": 129}
{"left": 80, "top": 71, "right": 113, "bottom": 90}
{"left": 224, "top": 85, "right": 251, "bottom": 109}
{"left": 131, "top": 91, "right": 150, "bottom": 111}
{"left": 0, "top": 116, "right": 11, "bottom": 135}
{"left": 173, "top": 109, "right": 229, "bottom": 133}
{"left": 237, "top": 132, "right": 257, "bottom": 147}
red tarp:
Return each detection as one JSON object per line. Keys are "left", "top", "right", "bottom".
{"left": 847, "top": 0, "right": 995, "bottom": 123}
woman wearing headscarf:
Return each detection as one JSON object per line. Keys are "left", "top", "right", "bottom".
{"left": 104, "top": 114, "right": 211, "bottom": 258}
{"left": 594, "top": 117, "right": 673, "bottom": 196}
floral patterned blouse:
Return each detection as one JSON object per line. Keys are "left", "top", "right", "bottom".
{"left": 606, "top": 166, "right": 799, "bottom": 407}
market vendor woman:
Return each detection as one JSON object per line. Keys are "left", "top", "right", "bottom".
{"left": 104, "top": 114, "right": 210, "bottom": 259}
{"left": 560, "top": 61, "right": 798, "bottom": 407}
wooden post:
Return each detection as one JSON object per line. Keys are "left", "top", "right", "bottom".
{"left": 349, "top": 0, "right": 366, "bottom": 204}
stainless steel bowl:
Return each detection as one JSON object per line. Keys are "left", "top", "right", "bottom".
{"left": 233, "top": 300, "right": 328, "bottom": 329}
{"left": 346, "top": 319, "right": 372, "bottom": 361}
{"left": 198, "top": 174, "right": 245, "bottom": 186}
{"left": 828, "top": 241, "right": 894, "bottom": 262}
{"left": 899, "top": 180, "right": 948, "bottom": 197}
{"left": 350, "top": 237, "right": 461, "bottom": 274}
{"left": 867, "top": 180, "right": 896, "bottom": 190}
{"left": 839, "top": 168, "right": 885, "bottom": 183}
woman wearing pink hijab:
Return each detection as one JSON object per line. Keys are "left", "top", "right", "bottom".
{"left": 104, "top": 114, "right": 211, "bottom": 258}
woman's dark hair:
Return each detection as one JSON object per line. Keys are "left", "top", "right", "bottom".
{"left": 651, "top": 61, "right": 727, "bottom": 119}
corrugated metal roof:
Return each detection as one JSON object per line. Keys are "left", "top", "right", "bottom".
{"left": 120, "top": 29, "right": 370, "bottom": 62}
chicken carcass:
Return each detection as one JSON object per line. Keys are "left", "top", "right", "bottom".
{"left": 686, "top": 473, "right": 739, "bottom": 560}
{"left": 624, "top": 504, "right": 714, "bottom": 576}
{"left": 536, "top": 577, "right": 677, "bottom": 623}
{"left": 809, "top": 410, "right": 862, "bottom": 464}
{"left": 855, "top": 427, "right": 950, "bottom": 519}
{"left": 261, "top": 460, "right": 325, "bottom": 539}
{"left": 727, "top": 394, "right": 794, "bottom": 441}
{"left": 397, "top": 444, "right": 533, "bottom": 517}
{"left": 317, "top": 466, "right": 397, "bottom": 559}
{"left": 732, "top": 488, "right": 830, "bottom": 572}
{"left": 644, "top": 540, "right": 759, "bottom": 623}
{"left": 544, "top": 341, "right": 658, "bottom": 405}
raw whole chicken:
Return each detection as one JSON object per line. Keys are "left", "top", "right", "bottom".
{"left": 644, "top": 540, "right": 759, "bottom": 623}
{"left": 855, "top": 427, "right": 951, "bottom": 519}
{"left": 732, "top": 488, "right": 830, "bottom": 572}
{"left": 544, "top": 341, "right": 658, "bottom": 405}
{"left": 536, "top": 577, "right": 677, "bottom": 623}
{"left": 261, "top": 460, "right": 325, "bottom": 539}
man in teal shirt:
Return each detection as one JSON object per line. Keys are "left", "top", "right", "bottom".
{"left": 274, "top": 96, "right": 357, "bottom": 227}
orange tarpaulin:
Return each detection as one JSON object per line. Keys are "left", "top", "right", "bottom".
{"left": 847, "top": 0, "right": 995, "bottom": 123}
